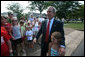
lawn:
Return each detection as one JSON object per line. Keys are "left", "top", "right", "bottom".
{"left": 64, "top": 22, "right": 84, "bottom": 31}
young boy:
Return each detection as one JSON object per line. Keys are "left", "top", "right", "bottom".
{"left": 26, "top": 26, "right": 33, "bottom": 48}
{"left": 20, "top": 20, "right": 26, "bottom": 53}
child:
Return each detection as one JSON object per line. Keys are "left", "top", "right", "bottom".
{"left": 32, "top": 19, "right": 39, "bottom": 38}
{"left": 48, "top": 32, "right": 63, "bottom": 56}
{"left": 26, "top": 26, "right": 33, "bottom": 48}
{"left": 27, "top": 21, "right": 32, "bottom": 29}
{"left": 32, "top": 25, "right": 36, "bottom": 39}
{"left": 20, "top": 20, "right": 26, "bottom": 53}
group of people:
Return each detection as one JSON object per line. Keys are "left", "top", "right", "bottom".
{"left": 1, "top": 12, "right": 43, "bottom": 56}
{"left": 1, "top": 6, "right": 65, "bottom": 56}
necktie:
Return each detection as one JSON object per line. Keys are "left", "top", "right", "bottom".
{"left": 45, "top": 20, "right": 50, "bottom": 43}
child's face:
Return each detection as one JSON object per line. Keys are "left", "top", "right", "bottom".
{"left": 51, "top": 35, "right": 58, "bottom": 44}
{"left": 28, "top": 23, "right": 30, "bottom": 26}
{"left": 20, "top": 23, "right": 24, "bottom": 26}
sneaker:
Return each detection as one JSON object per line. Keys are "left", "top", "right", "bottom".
{"left": 22, "top": 49, "right": 26, "bottom": 53}
{"left": 21, "top": 49, "right": 26, "bottom": 56}
{"left": 22, "top": 52, "right": 26, "bottom": 56}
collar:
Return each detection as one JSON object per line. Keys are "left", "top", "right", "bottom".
{"left": 50, "top": 17, "right": 54, "bottom": 22}
{"left": 48, "top": 17, "right": 54, "bottom": 22}
{"left": 48, "top": 17, "right": 54, "bottom": 23}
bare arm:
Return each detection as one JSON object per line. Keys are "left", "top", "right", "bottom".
{"left": 9, "top": 32, "right": 15, "bottom": 40}
{"left": 6, "top": 40, "right": 13, "bottom": 53}
{"left": 9, "top": 26, "right": 15, "bottom": 40}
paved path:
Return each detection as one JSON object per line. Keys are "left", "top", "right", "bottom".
{"left": 65, "top": 30, "right": 84, "bottom": 56}
{"left": 30, "top": 30, "right": 84, "bottom": 56}
{"left": 71, "top": 38, "right": 84, "bottom": 56}
{"left": 19, "top": 28, "right": 84, "bottom": 56}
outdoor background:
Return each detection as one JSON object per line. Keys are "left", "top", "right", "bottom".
{"left": 1, "top": 1, "right": 84, "bottom": 56}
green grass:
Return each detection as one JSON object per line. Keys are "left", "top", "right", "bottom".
{"left": 64, "top": 22, "right": 84, "bottom": 31}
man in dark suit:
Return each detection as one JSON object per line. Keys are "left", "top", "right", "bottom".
{"left": 33, "top": 6, "right": 65, "bottom": 56}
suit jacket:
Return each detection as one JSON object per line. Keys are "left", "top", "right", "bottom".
{"left": 36, "top": 19, "right": 65, "bottom": 52}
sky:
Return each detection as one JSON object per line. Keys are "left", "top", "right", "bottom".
{"left": 1, "top": 1, "right": 84, "bottom": 14}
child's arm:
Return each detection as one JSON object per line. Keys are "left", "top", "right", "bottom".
{"left": 59, "top": 47, "right": 65, "bottom": 56}
{"left": 48, "top": 43, "right": 51, "bottom": 56}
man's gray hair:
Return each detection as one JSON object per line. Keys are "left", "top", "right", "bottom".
{"left": 48, "top": 6, "right": 57, "bottom": 13}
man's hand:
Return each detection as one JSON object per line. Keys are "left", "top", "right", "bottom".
{"left": 59, "top": 47, "right": 65, "bottom": 56}
{"left": 33, "top": 38, "right": 36, "bottom": 44}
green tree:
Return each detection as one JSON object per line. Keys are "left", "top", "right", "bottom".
{"left": 6, "top": 2, "right": 24, "bottom": 21}
{"left": 78, "top": 4, "right": 84, "bottom": 18}
{"left": 67, "top": 4, "right": 84, "bottom": 20}
{"left": 46, "top": 1, "right": 80, "bottom": 20}
{"left": 27, "top": 1, "right": 47, "bottom": 15}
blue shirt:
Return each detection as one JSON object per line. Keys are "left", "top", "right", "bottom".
{"left": 12, "top": 25, "right": 21, "bottom": 40}
{"left": 49, "top": 17, "right": 54, "bottom": 34}
{"left": 29, "top": 18, "right": 34, "bottom": 22}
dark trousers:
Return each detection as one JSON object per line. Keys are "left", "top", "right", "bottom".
{"left": 41, "top": 43, "right": 48, "bottom": 56}
{"left": 10, "top": 38, "right": 22, "bottom": 56}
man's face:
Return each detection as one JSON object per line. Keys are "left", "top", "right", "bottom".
{"left": 9, "top": 14, "right": 13, "bottom": 18}
{"left": 47, "top": 7, "right": 55, "bottom": 20}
